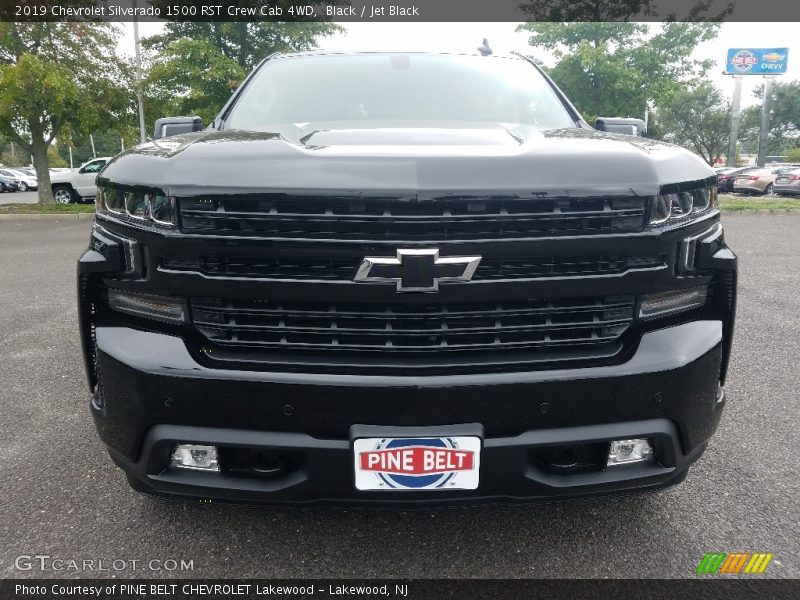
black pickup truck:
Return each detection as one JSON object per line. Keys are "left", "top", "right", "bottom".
{"left": 78, "top": 51, "right": 736, "bottom": 505}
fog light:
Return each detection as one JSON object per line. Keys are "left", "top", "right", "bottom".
{"left": 639, "top": 287, "right": 706, "bottom": 319}
{"left": 607, "top": 438, "right": 653, "bottom": 467}
{"left": 171, "top": 444, "right": 220, "bottom": 472}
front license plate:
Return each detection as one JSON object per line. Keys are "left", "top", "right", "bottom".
{"left": 353, "top": 436, "right": 481, "bottom": 491}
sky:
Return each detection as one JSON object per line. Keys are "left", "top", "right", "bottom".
{"left": 120, "top": 21, "right": 799, "bottom": 108}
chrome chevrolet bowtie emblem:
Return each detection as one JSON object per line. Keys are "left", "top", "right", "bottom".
{"left": 354, "top": 249, "right": 481, "bottom": 293}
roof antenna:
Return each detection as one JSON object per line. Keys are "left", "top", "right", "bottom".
{"left": 478, "top": 38, "right": 492, "bottom": 56}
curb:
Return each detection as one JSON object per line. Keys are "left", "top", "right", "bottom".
{"left": 0, "top": 212, "right": 94, "bottom": 220}
{"left": 721, "top": 209, "right": 800, "bottom": 215}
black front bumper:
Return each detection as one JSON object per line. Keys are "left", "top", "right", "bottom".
{"left": 92, "top": 319, "right": 725, "bottom": 506}
{"left": 79, "top": 202, "right": 736, "bottom": 505}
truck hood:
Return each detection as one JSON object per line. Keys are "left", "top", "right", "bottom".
{"left": 99, "top": 125, "right": 714, "bottom": 198}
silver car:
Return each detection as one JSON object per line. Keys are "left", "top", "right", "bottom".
{"left": 773, "top": 168, "right": 800, "bottom": 196}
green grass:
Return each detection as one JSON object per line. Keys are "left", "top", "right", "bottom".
{"left": 0, "top": 203, "right": 95, "bottom": 214}
{"left": 719, "top": 194, "right": 800, "bottom": 211}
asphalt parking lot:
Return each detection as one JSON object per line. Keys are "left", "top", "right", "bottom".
{"left": 0, "top": 190, "right": 38, "bottom": 205}
{"left": 0, "top": 214, "right": 798, "bottom": 579}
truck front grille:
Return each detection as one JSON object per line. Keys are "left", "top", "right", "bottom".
{"left": 190, "top": 295, "right": 635, "bottom": 355}
{"left": 163, "top": 255, "right": 663, "bottom": 281}
{"left": 178, "top": 193, "right": 647, "bottom": 240}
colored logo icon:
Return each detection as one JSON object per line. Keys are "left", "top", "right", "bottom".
{"left": 696, "top": 552, "right": 774, "bottom": 574}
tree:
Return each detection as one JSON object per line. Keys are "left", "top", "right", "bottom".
{"left": 737, "top": 81, "right": 800, "bottom": 157}
{"left": 144, "top": 37, "right": 247, "bottom": 124}
{"left": 0, "top": 21, "right": 129, "bottom": 204}
{"left": 516, "top": 22, "right": 721, "bottom": 123}
{"left": 657, "top": 83, "right": 731, "bottom": 166}
{"left": 760, "top": 80, "right": 800, "bottom": 141}
{"left": 517, "top": 0, "right": 732, "bottom": 21}
{"left": 0, "top": 132, "right": 29, "bottom": 166}
{"left": 142, "top": 21, "right": 343, "bottom": 125}
{"left": 786, "top": 147, "right": 800, "bottom": 163}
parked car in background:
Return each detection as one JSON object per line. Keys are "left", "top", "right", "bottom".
{"left": 49, "top": 157, "right": 111, "bottom": 203}
{"left": 717, "top": 167, "right": 757, "bottom": 193}
{"left": 733, "top": 167, "right": 796, "bottom": 195}
{"left": 773, "top": 168, "right": 800, "bottom": 196}
{"left": 0, "top": 168, "right": 37, "bottom": 191}
{"left": 0, "top": 173, "right": 21, "bottom": 192}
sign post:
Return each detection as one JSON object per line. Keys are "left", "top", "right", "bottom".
{"left": 727, "top": 77, "right": 743, "bottom": 167}
{"left": 724, "top": 48, "right": 789, "bottom": 167}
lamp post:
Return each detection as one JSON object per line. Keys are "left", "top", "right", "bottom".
{"left": 133, "top": 0, "right": 146, "bottom": 144}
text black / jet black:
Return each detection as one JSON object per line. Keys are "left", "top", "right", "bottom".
{"left": 78, "top": 52, "right": 736, "bottom": 505}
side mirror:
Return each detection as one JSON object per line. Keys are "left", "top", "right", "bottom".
{"left": 153, "top": 116, "right": 204, "bottom": 140}
{"left": 595, "top": 117, "right": 647, "bottom": 137}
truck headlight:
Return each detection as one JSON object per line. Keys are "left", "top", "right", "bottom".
{"left": 125, "top": 192, "right": 149, "bottom": 220}
{"left": 647, "top": 185, "right": 717, "bottom": 226}
{"left": 150, "top": 195, "right": 176, "bottom": 225}
{"left": 97, "top": 186, "right": 177, "bottom": 227}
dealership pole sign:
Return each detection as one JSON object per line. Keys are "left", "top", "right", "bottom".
{"left": 724, "top": 48, "right": 789, "bottom": 168}
{"left": 725, "top": 48, "right": 789, "bottom": 75}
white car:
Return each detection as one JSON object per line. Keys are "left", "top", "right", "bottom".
{"left": 49, "top": 157, "right": 112, "bottom": 204}
{"left": 0, "top": 168, "right": 37, "bottom": 191}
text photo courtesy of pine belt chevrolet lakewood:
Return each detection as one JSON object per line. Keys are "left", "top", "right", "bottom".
{"left": 77, "top": 51, "right": 736, "bottom": 505}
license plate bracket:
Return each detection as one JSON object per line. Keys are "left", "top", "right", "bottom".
{"left": 351, "top": 424, "right": 483, "bottom": 492}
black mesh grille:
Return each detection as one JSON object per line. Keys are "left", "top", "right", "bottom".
{"left": 163, "top": 255, "right": 663, "bottom": 280}
{"left": 190, "top": 296, "right": 635, "bottom": 355}
{"left": 178, "top": 194, "right": 647, "bottom": 240}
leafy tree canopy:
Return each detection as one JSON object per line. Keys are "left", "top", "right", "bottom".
{"left": 142, "top": 21, "right": 343, "bottom": 124}
{"left": 755, "top": 80, "right": 800, "bottom": 146}
{"left": 0, "top": 20, "right": 129, "bottom": 203}
{"left": 517, "top": 21, "right": 721, "bottom": 122}
{"left": 517, "top": 0, "right": 731, "bottom": 22}
{"left": 657, "top": 82, "right": 730, "bottom": 166}
{"left": 738, "top": 80, "right": 800, "bottom": 157}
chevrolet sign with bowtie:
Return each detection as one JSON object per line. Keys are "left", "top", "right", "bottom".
{"left": 353, "top": 249, "right": 481, "bottom": 292}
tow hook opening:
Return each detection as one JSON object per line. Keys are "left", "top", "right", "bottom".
{"left": 221, "top": 447, "right": 303, "bottom": 480}
{"left": 530, "top": 443, "right": 610, "bottom": 475}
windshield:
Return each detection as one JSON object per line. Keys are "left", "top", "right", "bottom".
{"left": 225, "top": 53, "right": 576, "bottom": 131}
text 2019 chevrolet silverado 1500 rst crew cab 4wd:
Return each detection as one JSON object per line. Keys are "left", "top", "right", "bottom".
{"left": 78, "top": 51, "right": 736, "bottom": 505}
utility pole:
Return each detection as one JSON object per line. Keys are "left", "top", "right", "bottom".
{"left": 756, "top": 77, "right": 775, "bottom": 167}
{"left": 726, "top": 76, "right": 743, "bottom": 167}
{"left": 90, "top": 134, "right": 96, "bottom": 158}
{"left": 68, "top": 146, "right": 73, "bottom": 169}
{"left": 133, "top": 1, "right": 147, "bottom": 144}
